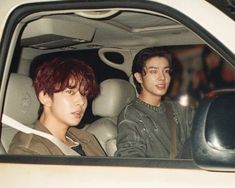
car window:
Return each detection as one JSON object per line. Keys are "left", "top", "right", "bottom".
{"left": 166, "top": 45, "right": 235, "bottom": 108}
{"left": 26, "top": 45, "right": 235, "bottom": 125}
{"left": 0, "top": 0, "right": 234, "bottom": 172}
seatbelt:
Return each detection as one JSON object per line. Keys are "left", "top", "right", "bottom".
{"left": 165, "top": 103, "right": 177, "bottom": 159}
{"left": 1, "top": 114, "right": 80, "bottom": 156}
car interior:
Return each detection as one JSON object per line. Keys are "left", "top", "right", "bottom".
{"left": 0, "top": 5, "right": 235, "bottom": 161}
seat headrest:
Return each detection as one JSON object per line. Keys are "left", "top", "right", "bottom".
{"left": 3, "top": 73, "right": 40, "bottom": 125}
{"left": 92, "top": 79, "right": 136, "bottom": 117}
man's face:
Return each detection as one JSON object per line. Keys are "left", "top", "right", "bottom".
{"left": 135, "top": 56, "right": 171, "bottom": 100}
{"left": 48, "top": 82, "right": 88, "bottom": 128}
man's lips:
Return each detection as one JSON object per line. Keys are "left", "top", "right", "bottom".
{"left": 155, "top": 84, "right": 166, "bottom": 90}
{"left": 71, "top": 111, "right": 83, "bottom": 119}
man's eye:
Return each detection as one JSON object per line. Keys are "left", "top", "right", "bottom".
{"left": 165, "top": 69, "right": 170, "bottom": 74}
{"left": 149, "top": 70, "right": 157, "bottom": 74}
{"left": 81, "top": 92, "right": 87, "bottom": 97}
{"left": 65, "top": 89, "right": 75, "bottom": 95}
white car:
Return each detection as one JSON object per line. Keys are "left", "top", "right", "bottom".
{"left": 0, "top": 0, "right": 235, "bottom": 187}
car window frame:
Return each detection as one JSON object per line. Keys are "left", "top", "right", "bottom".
{"left": 0, "top": 0, "right": 234, "bottom": 170}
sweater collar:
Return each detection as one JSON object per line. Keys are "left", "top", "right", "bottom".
{"left": 135, "top": 97, "right": 166, "bottom": 113}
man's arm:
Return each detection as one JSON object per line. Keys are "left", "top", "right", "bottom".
{"left": 115, "top": 120, "right": 146, "bottom": 158}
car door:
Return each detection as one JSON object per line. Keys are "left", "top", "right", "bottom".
{"left": 0, "top": 0, "right": 234, "bottom": 187}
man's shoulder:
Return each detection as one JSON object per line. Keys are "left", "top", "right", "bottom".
{"left": 10, "top": 131, "right": 33, "bottom": 145}
{"left": 122, "top": 101, "right": 141, "bottom": 113}
{"left": 163, "top": 99, "right": 195, "bottom": 123}
{"left": 10, "top": 131, "right": 43, "bottom": 146}
{"left": 118, "top": 99, "right": 146, "bottom": 122}
{"left": 163, "top": 99, "right": 190, "bottom": 111}
{"left": 68, "top": 127, "right": 95, "bottom": 142}
{"left": 163, "top": 99, "right": 179, "bottom": 106}
{"left": 8, "top": 131, "right": 55, "bottom": 154}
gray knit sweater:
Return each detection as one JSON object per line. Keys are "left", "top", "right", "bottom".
{"left": 115, "top": 98, "right": 194, "bottom": 158}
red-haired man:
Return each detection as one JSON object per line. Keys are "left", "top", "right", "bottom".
{"left": 9, "top": 57, "right": 106, "bottom": 156}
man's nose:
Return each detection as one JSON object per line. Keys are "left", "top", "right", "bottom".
{"left": 75, "top": 93, "right": 86, "bottom": 106}
{"left": 157, "top": 70, "right": 165, "bottom": 80}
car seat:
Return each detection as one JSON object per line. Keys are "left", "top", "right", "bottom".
{"left": 1, "top": 73, "right": 40, "bottom": 153}
{"left": 85, "top": 79, "right": 136, "bottom": 156}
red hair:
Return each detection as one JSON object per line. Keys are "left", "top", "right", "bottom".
{"left": 33, "top": 57, "right": 99, "bottom": 99}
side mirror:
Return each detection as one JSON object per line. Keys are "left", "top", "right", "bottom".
{"left": 192, "top": 91, "right": 235, "bottom": 171}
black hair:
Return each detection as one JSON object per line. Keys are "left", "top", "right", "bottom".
{"left": 132, "top": 47, "right": 173, "bottom": 94}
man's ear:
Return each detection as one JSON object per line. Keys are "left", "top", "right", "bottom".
{"left": 38, "top": 91, "right": 52, "bottom": 106}
{"left": 134, "top": 72, "right": 143, "bottom": 84}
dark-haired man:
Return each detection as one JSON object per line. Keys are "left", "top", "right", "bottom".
{"left": 115, "top": 47, "right": 194, "bottom": 158}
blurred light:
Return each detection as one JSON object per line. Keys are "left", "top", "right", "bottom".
{"left": 178, "top": 94, "right": 189, "bottom": 106}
